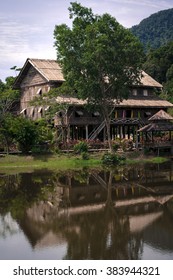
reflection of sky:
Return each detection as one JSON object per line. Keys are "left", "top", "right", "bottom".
{"left": 0, "top": 231, "right": 67, "bottom": 260}
{"left": 0, "top": 213, "right": 20, "bottom": 237}
{"left": 0, "top": 213, "right": 67, "bottom": 260}
{"left": 142, "top": 243, "right": 173, "bottom": 260}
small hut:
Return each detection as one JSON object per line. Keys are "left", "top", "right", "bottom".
{"left": 138, "top": 110, "right": 173, "bottom": 155}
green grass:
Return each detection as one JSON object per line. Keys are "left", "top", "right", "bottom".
{"left": 0, "top": 154, "right": 101, "bottom": 173}
{"left": 126, "top": 156, "right": 169, "bottom": 165}
{"left": 0, "top": 152, "right": 170, "bottom": 174}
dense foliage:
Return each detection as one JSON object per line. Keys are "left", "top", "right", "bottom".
{"left": 143, "top": 41, "right": 173, "bottom": 103}
{"left": 0, "top": 77, "right": 20, "bottom": 153}
{"left": 131, "top": 8, "right": 173, "bottom": 51}
{"left": 54, "top": 2, "right": 143, "bottom": 152}
{"left": 0, "top": 77, "right": 54, "bottom": 154}
{"left": 102, "top": 152, "right": 126, "bottom": 165}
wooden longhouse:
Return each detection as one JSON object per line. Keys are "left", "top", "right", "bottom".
{"left": 14, "top": 58, "right": 173, "bottom": 143}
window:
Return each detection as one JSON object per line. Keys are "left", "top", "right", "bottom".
{"left": 45, "top": 105, "right": 50, "bottom": 111}
{"left": 30, "top": 107, "right": 35, "bottom": 118}
{"left": 75, "top": 111, "right": 84, "bottom": 117}
{"left": 20, "top": 108, "right": 27, "bottom": 116}
{"left": 38, "top": 107, "right": 43, "bottom": 117}
{"left": 59, "top": 111, "right": 63, "bottom": 117}
{"left": 144, "top": 112, "right": 151, "bottom": 118}
{"left": 132, "top": 89, "right": 137, "bottom": 96}
{"left": 92, "top": 111, "right": 100, "bottom": 117}
{"left": 38, "top": 107, "right": 43, "bottom": 113}
{"left": 36, "top": 88, "right": 42, "bottom": 96}
{"left": 143, "top": 89, "right": 148, "bottom": 96}
{"left": 126, "top": 110, "right": 132, "bottom": 118}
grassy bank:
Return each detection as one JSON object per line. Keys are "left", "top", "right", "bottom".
{"left": 0, "top": 153, "right": 102, "bottom": 172}
{"left": 0, "top": 151, "right": 170, "bottom": 173}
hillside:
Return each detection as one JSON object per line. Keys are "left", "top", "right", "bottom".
{"left": 131, "top": 8, "right": 173, "bottom": 51}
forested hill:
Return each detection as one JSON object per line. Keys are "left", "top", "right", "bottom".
{"left": 131, "top": 8, "right": 173, "bottom": 51}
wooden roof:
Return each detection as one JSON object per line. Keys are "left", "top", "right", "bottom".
{"left": 138, "top": 110, "right": 173, "bottom": 132}
{"left": 14, "top": 58, "right": 64, "bottom": 88}
{"left": 29, "top": 59, "right": 64, "bottom": 82}
{"left": 56, "top": 96, "right": 86, "bottom": 106}
{"left": 138, "top": 71, "right": 162, "bottom": 88}
{"left": 138, "top": 122, "right": 173, "bottom": 132}
{"left": 14, "top": 59, "right": 162, "bottom": 89}
{"left": 114, "top": 98, "right": 173, "bottom": 108}
{"left": 148, "top": 109, "right": 173, "bottom": 121}
{"left": 55, "top": 96, "right": 173, "bottom": 108}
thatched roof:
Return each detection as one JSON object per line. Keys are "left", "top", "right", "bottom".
{"left": 14, "top": 58, "right": 64, "bottom": 88}
{"left": 29, "top": 59, "right": 64, "bottom": 82}
{"left": 138, "top": 122, "right": 173, "bottom": 132}
{"left": 138, "top": 71, "right": 162, "bottom": 88}
{"left": 139, "top": 110, "right": 173, "bottom": 132}
{"left": 55, "top": 95, "right": 173, "bottom": 108}
{"left": 55, "top": 96, "right": 173, "bottom": 108}
{"left": 14, "top": 59, "right": 162, "bottom": 89}
{"left": 56, "top": 96, "right": 86, "bottom": 106}
{"left": 148, "top": 109, "right": 173, "bottom": 121}
{"left": 114, "top": 98, "right": 173, "bottom": 108}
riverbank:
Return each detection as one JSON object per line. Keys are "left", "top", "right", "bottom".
{"left": 0, "top": 151, "right": 170, "bottom": 173}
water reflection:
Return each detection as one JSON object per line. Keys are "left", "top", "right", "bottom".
{"left": 0, "top": 162, "right": 173, "bottom": 259}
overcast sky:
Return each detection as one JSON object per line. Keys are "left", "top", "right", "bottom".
{"left": 0, "top": 0, "right": 173, "bottom": 81}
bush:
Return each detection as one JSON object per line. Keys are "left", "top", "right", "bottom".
{"left": 81, "top": 152, "right": 90, "bottom": 160}
{"left": 101, "top": 152, "right": 126, "bottom": 165}
{"left": 74, "top": 141, "right": 88, "bottom": 154}
{"left": 11, "top": 117, "right": 39, "bottom": 154}
{"left": 112, "top": 142, "right": 120, "bottom": 152}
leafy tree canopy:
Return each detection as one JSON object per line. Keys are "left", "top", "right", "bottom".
{"left": 143, "top": 41, "right": 173, "bottom": 103}
{"left": 0, "top": 76, "right": 20, "bottom": 116}
{"left": 54, "top": 2, "right": 143, "bottom": 104}
{"left": 54, "top": 2, "right": 143, "bottom": 151}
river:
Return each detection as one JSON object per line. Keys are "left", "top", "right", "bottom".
{"left": 0, "top": 161, "right": 173, "bottom": 259}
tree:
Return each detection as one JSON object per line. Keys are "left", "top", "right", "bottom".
{"left": 54, "top": 2, "right": 143, "bottom": 152}
{"left": 0, "top": 76, "right": 20, "bottom": 117}
{"left": 11, "top": 117, "right": 39, "bottom": 154}
{"left": 143, "top": 41, "right": 173, "bottom": 104}
{"left": 0, "top": 76, "right": 20, "bottom": 153}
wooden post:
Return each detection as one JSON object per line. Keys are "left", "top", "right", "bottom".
{"left": 85, "top": 125, "right": 88, "bottom": 140}
{"left": 67, "top": 125, "right": 70, "bottom": 143}
{"left": 136, "top": 129, "right": 138, "bottom": 150}
{"left": 120, "top": 126, "right": 123, "bottom": 139}
{"left": 171, "top": 145, "right": 173, "bottom": 156}
{"left": 128, "top": 126, "right": 130, "bottom": 139}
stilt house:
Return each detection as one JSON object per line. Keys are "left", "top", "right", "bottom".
{"left": 14, "top": 58, "right": 173, "bottom": 142}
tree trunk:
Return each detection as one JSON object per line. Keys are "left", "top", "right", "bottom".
{"left": 102, "top": 105, "right": 113, "bottom": 153}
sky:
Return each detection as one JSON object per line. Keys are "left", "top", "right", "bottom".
{"left": 0, "top": 0, "right": 173, "bottom": 82}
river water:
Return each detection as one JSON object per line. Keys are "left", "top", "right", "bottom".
{"left": 0, "top": 161, "right": 173, "bottom": 260}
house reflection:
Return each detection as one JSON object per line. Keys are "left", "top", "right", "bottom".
{"left": 1, "top": 162, "right": 173, "bottom": 259}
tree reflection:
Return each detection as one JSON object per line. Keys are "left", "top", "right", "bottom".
{"left": 0, "top": 162, "right": 173, "bottom": 259}
{"left": 61, "top": 169, "right": 144, "bottom": 260}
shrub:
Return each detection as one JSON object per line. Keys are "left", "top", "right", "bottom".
{"left": 101, "top": 152, "right": 126, "bottom": 165}
{"left": 11, "top": 117, "right": 39, "bottom": 154}
{"left": 74, "top": 141, "right": 88, "bottom": 154}
{"left": 112, "top": 142, "right": 120, "bottom": 152}
{"left": 81, "top": 152, "right": 90, "bottom": 160}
